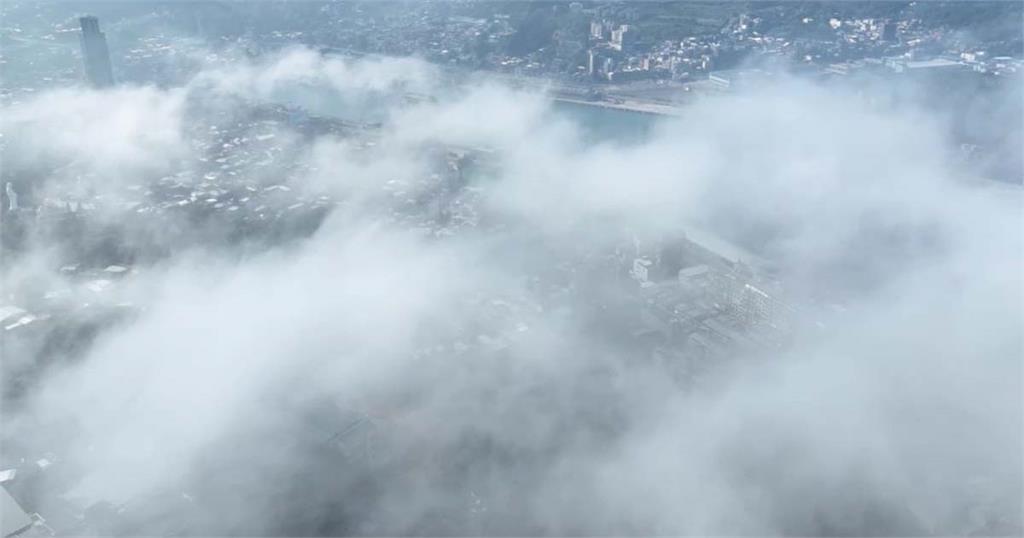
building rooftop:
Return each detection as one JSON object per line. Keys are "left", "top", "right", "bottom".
{"left": 1, "top": 486, "right": 32, "bottom": 538}
{"left": 905, "top": 58, "right": 962, "bottom": 69}
{"left": 679, "top": 264, "right": 710, "bottom": 279}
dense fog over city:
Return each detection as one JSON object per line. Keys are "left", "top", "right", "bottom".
{"left": 0, "top": 1, "right": 1021, "bottom": 537}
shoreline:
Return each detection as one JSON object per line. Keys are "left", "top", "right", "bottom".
{"left": 549, "top": 95, "right": 684, "bottom": 117}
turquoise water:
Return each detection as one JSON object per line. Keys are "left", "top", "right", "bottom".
{"left": 272, "top": 83, "right": 663, "bottom": 144}
{"left": 550, "top": 100, "right": 663, "bottom": 144}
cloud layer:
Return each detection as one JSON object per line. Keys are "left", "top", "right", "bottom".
{"left": 1, "top": 47, "right": 1020, "bottom": 536}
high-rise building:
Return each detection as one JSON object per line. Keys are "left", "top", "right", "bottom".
{"left": 602, "top": 57, "right": 614, "bottom": 77}
{"left": 4, "top": 183, "right": 18, "bottom": 212}
{"left": 79, "top": 16, "right": 114, "bottom": 87}
{"left": 880, "top": 20, "right": 898, "bottom": 42}
{"left": 610, "top": 25, "right": 634, "bottom": 51}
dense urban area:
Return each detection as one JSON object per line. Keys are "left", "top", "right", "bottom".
{"left": 0, "top": 1, "right": 1021, "bottom": 537}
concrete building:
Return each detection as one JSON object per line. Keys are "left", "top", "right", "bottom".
{"left": 5, "top": 183, "right": 18, "bottom": 212}
{"left": 678, "top": 264, "right": 711, "bottom": 291}
{"left": 609, "top": 25, "right": 633, "bottom": 52}
{"left": 1, "top": 486, "right": 32, "bottom": 537}
{"left": 904, "top": 58, "right": 964, "bottom": 72}
{"left": 886, "top": 57, "right": 965, "bottom": 74}
{"left": 631, "top": 257, "right": 653, "bottom": 285}
{"left": 708, "top": 71, "right": 732, "bottom": 89}
{"left": 707, "top": 68, "right": 776, "bottom": 92}
{"left": 79, "top": 16, "right": 114, "bottom": 87}
{"left": 879, "top": 20, "right": 898, "bottom": 42}
{"left": 602, "top": 57, "right": 614, "bottom": 77}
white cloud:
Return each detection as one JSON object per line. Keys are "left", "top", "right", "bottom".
{"left": 2, "top": 46, "right": 1020, "bottom": 536}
